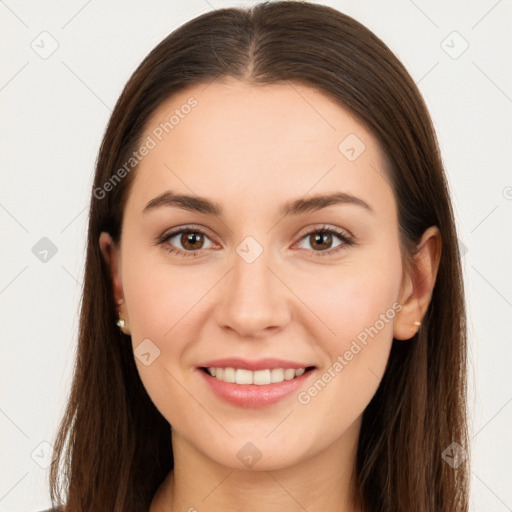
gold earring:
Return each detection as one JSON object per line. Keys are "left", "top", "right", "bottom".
{"left": 409, "top": 320, "right": 421, "bottom": 332}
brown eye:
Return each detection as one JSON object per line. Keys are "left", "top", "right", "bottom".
{"left": 158, "top": 227, "right": 215, "bottom": 257}
{"left": 308, "top": 232, "right": 334, "bottom": 251}
{"left": 295, "top": 226, "right": 353, "bottom": 256}
{"left": 180, "top": 231, "right": 205, "bottom": 250}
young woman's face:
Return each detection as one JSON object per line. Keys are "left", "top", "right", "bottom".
{"left": 103, "top": 78, "right": 417, "bottom": 470}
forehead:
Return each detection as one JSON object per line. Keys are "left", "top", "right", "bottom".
{"left": 127, "top": 78, "right": 392, "bottom": 216}
{"left": 143, "top": 77, "right": 378, "bottom": 159}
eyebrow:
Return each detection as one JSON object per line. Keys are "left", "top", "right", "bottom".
{"left": 143, "top": 190, "right": 374, "bottom": 217}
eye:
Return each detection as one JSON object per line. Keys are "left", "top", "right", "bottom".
{"left": 156, "top": 224, "right": 354, "bottom": 258}
{"left": 294, "top": 225, "right": 354, "bottom": 256}
{"left": 156, "top": 226, "right": 216, "bottom": 257}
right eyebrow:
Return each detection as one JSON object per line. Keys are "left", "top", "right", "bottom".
{"left": 143, "top": 191, "right": 223, "bottom": 216}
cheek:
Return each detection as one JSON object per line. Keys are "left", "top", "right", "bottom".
{"left": 121, "top": 251, "right": 210, "bottom": 417}
{"left": 300, "top": 254, "right": 402, "bottom": 347}
{"left": 122, "top": 248, "right": 209, "bottom": 340}
{"left": 293, "top": 252, "right": 402, "bottom": 424}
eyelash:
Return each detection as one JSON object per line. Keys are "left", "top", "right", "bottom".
{"left": 156, "top": 224, "right": 355, "bottom": 258}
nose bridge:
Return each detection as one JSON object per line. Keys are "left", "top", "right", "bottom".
{"left": 215, "top": 236, "right": 290, "bottom": 336}
{"left": 232, "top": 244, "right": 273, "bottom": 298}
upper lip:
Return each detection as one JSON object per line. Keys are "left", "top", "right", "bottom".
{"left": 198, "top": 357, "right": 316, "bottom": 371}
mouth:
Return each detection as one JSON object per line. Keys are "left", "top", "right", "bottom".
{"left": 197, "top": 365, "right": 317, "bottom": 408}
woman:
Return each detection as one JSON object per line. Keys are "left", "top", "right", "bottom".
{"left": 45, "top": 1, "right": 469, "bottom": 511}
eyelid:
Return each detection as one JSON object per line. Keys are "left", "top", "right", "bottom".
{"left": 294, "top": 223, "right": 354, "bottom": 244}
{"left": 159, "top": 224, "right": 214, "bottom": 240}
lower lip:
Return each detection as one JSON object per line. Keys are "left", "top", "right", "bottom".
{"left": 197, "top": 368, "right": 315, "bottom": 408}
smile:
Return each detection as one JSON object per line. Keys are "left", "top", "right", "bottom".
{"left": 198, "top": 366, "right": 316, "bottom": 408}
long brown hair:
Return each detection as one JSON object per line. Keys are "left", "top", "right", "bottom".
{"left": 49, "top": 2, "right": 469, "bottom": 511}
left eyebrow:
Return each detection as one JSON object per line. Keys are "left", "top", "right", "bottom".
{"left": 143, "top": 190, "right": 374, "bottom": 217}
{"left": 279, "top": 191, "right": 374, "bottom": 216}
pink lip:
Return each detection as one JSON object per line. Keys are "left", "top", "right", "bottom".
{"left": 197, "top": 367, "right": 316, "bottom": 408}
{"left": 197, "top": 357, "right": 315, "bottom": 371}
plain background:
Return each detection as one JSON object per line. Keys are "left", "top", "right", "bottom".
{"left": 1, "top": 1, "right": 511, "bottom": 510}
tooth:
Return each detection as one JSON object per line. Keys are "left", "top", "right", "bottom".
{"left": 210, "top": 367, "right": 217, "bottom": 377}
{"left": 283, "top": 369, "right": 295, "bottom": 380}
{"left": 295, "top": 368, "right": 305, "bottom": 377}
{"left": 270, "top": 368, "right": 284, "bottom": 383}
{"left": 216, "top": 367, "right": 224, "bottom": 380}
{"left": 235, "top": 368, "right": 253, "bottom": 385}
{"left": 253, "top": 369, "right": 271, "bottom": 385}
{"left": 222, "top": 367, "right": 236, "bottom": 383}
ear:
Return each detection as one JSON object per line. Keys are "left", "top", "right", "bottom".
{"left": 99, "top": 231, "right": 125, "bottom": 308}
{"left": 393, "top": 226, "right": 442, "bottom": 340}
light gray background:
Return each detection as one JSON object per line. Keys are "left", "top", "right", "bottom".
{"left": 1, "top": 1, "right": 511, "bottom": 511}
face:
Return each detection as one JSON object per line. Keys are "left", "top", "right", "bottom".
{"left": 100, "top": 78, "right": 421, "bottom": 471}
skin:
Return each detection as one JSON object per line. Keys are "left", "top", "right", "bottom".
{"left": 99, "top": 78, "right": 441, "bottom": 512}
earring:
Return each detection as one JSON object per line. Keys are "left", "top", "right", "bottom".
{"left": 116, "top": 311, "right": 130, "bottom": 335}
{"left": 410, "top": 320, "right": 421, "bottom": 332}
{"left": 116, "top": 316, "right": 126, "bottom": 329}
{"left": 115, "top": 298, "right": 130, "bottom": 334}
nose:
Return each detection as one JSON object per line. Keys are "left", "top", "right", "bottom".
{"left": 213, "top": 248, "right": 292, "bottom": 339}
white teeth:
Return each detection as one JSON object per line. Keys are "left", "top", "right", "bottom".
{"left": 205, "top": 366, "right": 309, "bottom": 385}
{"left": 222, "top": 367, "right": 236, "bottom": 383}
{"left": 283, "top": 368, "right": 295, "bottom": 380}
{"left": 270, "top": 368, "right": 284, "bottom": 383}
{"left": 235, "top": 368, "right": 253, "bottom": 384}
{"left": 253, "top": 369, "right": 270, "bottom": 385}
